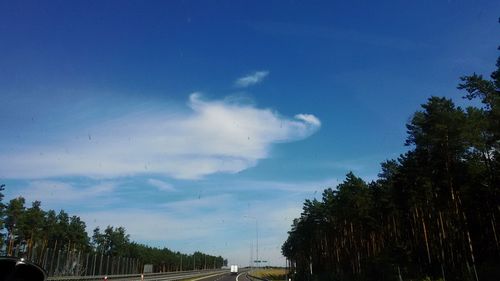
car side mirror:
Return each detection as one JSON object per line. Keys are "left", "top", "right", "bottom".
{"left": 0, "top": 257, "right": 47, "bottom": 281}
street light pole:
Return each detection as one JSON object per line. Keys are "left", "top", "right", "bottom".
{"left": 250, "top": 241, "right": 253, "bottom": 269}
{"left": 244, "top": 216, "right": 259, "bottom": 268}
{"left": 256, "top": 219, "right": 259, "bottom": 268}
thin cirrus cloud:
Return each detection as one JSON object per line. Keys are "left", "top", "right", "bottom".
{"left": 77, "top": 193, "right": 305, "bottom": 265}
{"left": 0, "top": 93, "right": 320, "bottom": 180}
{"left": 234, "top": 70, "right": 269, "bottom": 87}
{"left": 161, "top": 194, "right": 233, "bottom": 213}
{"left": 15, "top": 180, "right": 116, "bottom": 204}
{"left": 147, "top": 179, "right": 175, "bottom": 192}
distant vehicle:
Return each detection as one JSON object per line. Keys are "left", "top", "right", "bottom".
{"left": 230, "top": 264, "right": 238, "bottom": 275}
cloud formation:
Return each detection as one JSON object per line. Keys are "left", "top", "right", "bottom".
{"left": 1, "top": 94, "right": 320, "bottom": 180}
{"left": 235, "top": 71, "right": 269, "bottom": 87}
{"left": 148, "top": 179, "right": 175, "bottom": 192}
{"left": 5, "top": 176, "right": 332, "bottom": 265}
{"left": 15, "top": 180, "right": 116, "bottom": 204}
{"left": 294, "top": 114, "right": 321, "bottom": 127}
{"left": 77, "top": 192, "right": 305, "bottom": 266}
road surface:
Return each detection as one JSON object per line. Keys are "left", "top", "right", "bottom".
{"left": 194, "top": 271, "right": 253, "bottom": 281}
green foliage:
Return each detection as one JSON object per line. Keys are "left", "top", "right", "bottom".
{"left": 93, "top": 226, "right": 130, "bottom": 256}
{"left": 0, "top": 186, "right": 225, "bottom": 272}
{"left": 283, "top": 50, "right": 500, "bottom": 281}
{"left": 0, "top": 184, "right": 5, "bottom": 246}
{"left": 5, "top": 196, "right": 26, "bottom": 250}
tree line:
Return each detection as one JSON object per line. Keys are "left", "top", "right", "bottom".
{"left": 0, "top": 188, "right": 225, "bottom": 273}
{"left": 282, "top": 50, "right": 500, "bottom": 280}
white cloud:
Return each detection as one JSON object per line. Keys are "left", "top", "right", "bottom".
{"left": 16, "top": 180, "right": 116, "bottom": 204}
{"left": 234, "top": 71, "right": 269, "bottom": 87}
{"left": 0, "top": 94, "right": 320, "bottom": 180}
{"left": 77, "top": 195, "right": 303, "bottom": 266}
{"left": 148, "top": 179, "right": 175, "bottom": 192}
{"left": 79, "top": 209, "right": 220, "bottom": 242}
{"left": 7, "top": 176, "right": 333, "bottom": 266}
{"left": 295, "top": 114, "right": 321, "bottom": 127}
{"left": 161, "top": 194, "right": 233, "bottom": 212}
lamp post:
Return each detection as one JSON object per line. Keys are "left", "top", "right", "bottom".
{"left": 244, "top": 216, "right": 259, "bottom": 268}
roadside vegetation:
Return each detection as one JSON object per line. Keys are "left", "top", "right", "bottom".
{"left": 251, "top": 268, "right": 288, "bottom": 281}
{"left": 282, "top": 47, "right": 500, "bottom": 280}
{"left": 0, "top": 188, "right": 225, "bottom": 274}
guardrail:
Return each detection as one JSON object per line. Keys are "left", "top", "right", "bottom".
{"left": 47, "top": 269, "right": 228, "bottom": 281}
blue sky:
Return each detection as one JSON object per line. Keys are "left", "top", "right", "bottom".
{"left": 1, "top": 0, "right": 499, "bottom": 266}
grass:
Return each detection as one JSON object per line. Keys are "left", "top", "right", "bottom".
{"left": 251, "top": 268, "right": 288, "bottom": 281}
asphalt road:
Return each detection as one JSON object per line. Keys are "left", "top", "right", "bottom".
{"left": 194, "top": 272, "right": 253, "bottom": 281}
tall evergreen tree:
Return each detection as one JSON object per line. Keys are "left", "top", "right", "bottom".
{"left": 283, "top": 51, "right": 500, "bottom": 281}
{"left": 0, "top": 184, "right": 5, "bottom": 248}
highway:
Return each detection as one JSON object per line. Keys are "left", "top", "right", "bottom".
{"left": 45, "top": 269, "right": 257, "bottom": 281}
{"left": 193, "top": 271, "right": 254, "bottom": 281}
{"left": 47, "top": 269, "right": 235, "bottom": 281}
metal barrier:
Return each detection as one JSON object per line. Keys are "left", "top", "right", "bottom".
{"left": 47, "top": 269, "right": 228, "bottom": 281}
{"left": 11, "top": 246, "right": 140, "bottom": 277}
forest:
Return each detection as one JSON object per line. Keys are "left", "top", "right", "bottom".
{"left": 282, "top": 51, "right": 500, "bottom": 280}
{"left": 0, "top": 188, "right": 226, "bottom": 275}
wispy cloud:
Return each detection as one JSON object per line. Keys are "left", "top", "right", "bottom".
{"left": 16, "top": 180, "right": 116, "bottom": 205}
{"left": 294, "top": 114, "right": 321, "bottom": 127}
{"left": 77, "top": 193, "right": 304, "bottom": 265}
{"left": 193, "top": 178, "right": 339, "bottom": 194}
{"left": 161, "top": 194, "right": 233, "bottom": 212}
{"left": 79, "top": 208, "right": 222, "bottom": 242}
{"left": 235, "top": 71, "right": 269, "bottom": 87}
{"left": 4, "top": 176, "right": 331, "bottom": 265}
{"left": 0, "top": 93, "right": 320, "bottom": 180}
{"left": 148, "top": 179, "right": 175, "bottom": 192}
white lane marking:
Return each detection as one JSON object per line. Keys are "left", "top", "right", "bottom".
{"left": 236, "top": 272, "right": 246, "bottom": 281}
{"left": 189, "top": 272, "right": 227, "bottom": 281}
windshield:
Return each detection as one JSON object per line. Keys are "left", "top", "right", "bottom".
{"left": 1, "top": 1, "right": 499, "bottom": 281}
